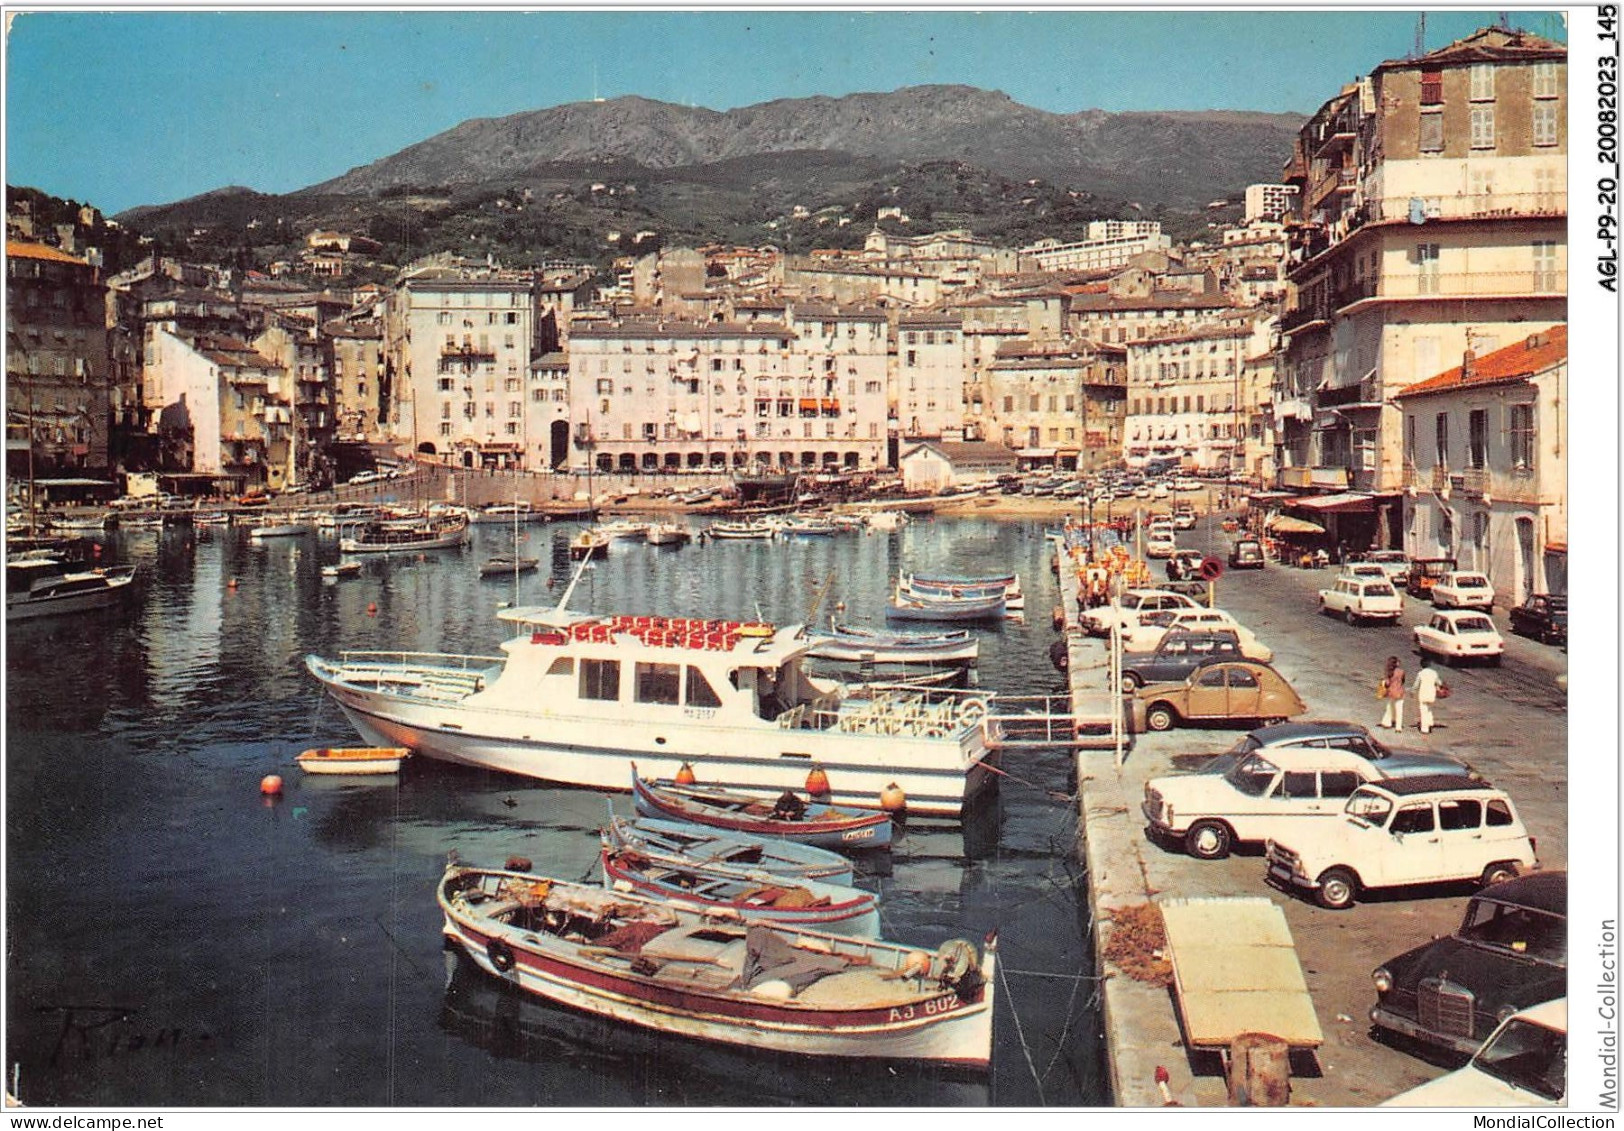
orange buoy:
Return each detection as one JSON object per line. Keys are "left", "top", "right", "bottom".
{"left": 879, "top": 782, "right": 907, "bottom": 813}
{"left": 806, "top": 765, "right": 831, "bottom": 799}
{"left": 260, "top": 774, "right": 283, "bottom": 796}
{"left": 675, "top": 762, "right": 697, "bottom": 786}
{"left": 227, "top": 577, "right": 239, "bottom": 589}
{"left": 366, "top": 602, "right": 378, "bottom": 616}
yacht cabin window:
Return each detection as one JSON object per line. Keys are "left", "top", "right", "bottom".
{"left": 580, "top": 659, "right": 620, "bottom": 701}
{"left": 635, "top": 663, "right": 681, "bottom": 705}
{"left": 686, "top": 668, "right": 723, "bottom": 709}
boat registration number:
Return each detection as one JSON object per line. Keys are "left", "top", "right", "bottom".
{"left": 841, "top": 827, "right": 877, "bottom": 843}
{"left": 889, "top": 995, "right": 960, "bottom": 1022}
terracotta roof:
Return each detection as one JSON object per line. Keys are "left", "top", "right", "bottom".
{"left": 1376, "top": 26, "right": 1566, "bottom": 72}
{"left": 8, "top": 240, "right": 91, "bottom": 266}
{"left": 1395, "top": 326, "right": 1566, "bottom": 399}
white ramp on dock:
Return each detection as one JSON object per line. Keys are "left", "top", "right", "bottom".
{"left": 1160, "top": 896, "right": 1324, "bottom": 1051}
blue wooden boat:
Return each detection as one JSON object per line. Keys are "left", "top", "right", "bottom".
{"left": 807, "top": 624, "right": 980, "bottom": 664}
{"left": 608, "top": 815, "right": 854, "bottom": 884}
{"left": 885, "top": 589, "right": 1007, "bottom": 623}
{"left": 600, "top": 835, "right": 882, "bottom": 937}
{"left": 631, "top": 769, "right": 892, "bottom": 852}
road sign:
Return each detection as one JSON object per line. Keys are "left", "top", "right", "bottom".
{"left": 1198, "top": 556, "right": 1225, "bottom": 582}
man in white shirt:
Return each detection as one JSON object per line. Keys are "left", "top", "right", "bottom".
{"left": 1413, "top": 658, "right": 1442, "bottom": 734}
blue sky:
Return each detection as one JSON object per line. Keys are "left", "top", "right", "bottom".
{"left": 4, "top": 9, "right": 1566, "bottom": 215}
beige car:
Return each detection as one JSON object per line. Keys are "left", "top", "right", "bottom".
{"left": 1129, "top": 659, "right": 1308, "bottom": 733}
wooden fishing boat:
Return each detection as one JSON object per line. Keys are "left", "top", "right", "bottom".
{"left": 471, "top": 501, "right": 544, "bottom": 525}
{"left": 705, "top": 520, "right": 776, "bottom": 540}
{"left": 607, "top": 815, "right": 854, "bottom": 885}
{"left": 295, "top": 745, "right": 410, "bottom": 775}
{"left": 777, "top": 516, "right": 839, "bottom": 537}
{"left": 438, "top": 864, "right": 996, "bottom": 1067}
{"left": 600, "top": 837, "right": 881, "bottom": 937}
{"left": 568, "top": 529, "right": 610, "bottom": 560}
{"left": 480, "top": 555, "right": 540, "bottom": 578}
{"left": 885, "top": 590, "right": 1007, "bottom": 623}
{"left": 644, "top": 522, "right": 692, "bottom": 546}
{"left": 632, "top": 769, "right": 892, "bottom": 852}
{"left": 250, "top": 521, "right": 312, "bottom": 539}
{"left": 321, "top": 561, "right": 362, "bottom": 579}
{"left": 340, "top": 512, "right": 469, "bottom": 553}
{"left": 807, "top": 624, "right": 980, "bottom": 665}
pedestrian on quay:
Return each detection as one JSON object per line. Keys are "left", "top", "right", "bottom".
{"left": 1414, "top": 657, "right": 1445, "bottom": 734}
{"left": 1378, "top": 655, "right": 1407, "bottom": 730}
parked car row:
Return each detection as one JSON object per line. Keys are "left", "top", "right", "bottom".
{"left": 1126, "top": 545, "right": 1562, "bottom": 1102}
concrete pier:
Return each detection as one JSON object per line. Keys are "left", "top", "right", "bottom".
{"left": 1053, "top": 525, "right": 1568, "bottom": 1108}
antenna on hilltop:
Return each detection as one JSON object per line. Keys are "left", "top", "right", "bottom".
{"left": 592, "top": 64, "right": 605, "bottom": 103}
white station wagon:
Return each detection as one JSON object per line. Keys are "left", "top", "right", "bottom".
{"left": 1318, "top": 577, "right": 1404, "bottom": 625}
{"left": 1266, "top": 776, "right": 1537, "bottom": 909}
{"left": 1430, "top": 570, "right": 1495, "bottom": 610}
{"left": 1414, "top": 609, "right": 1505, "bottom": 665}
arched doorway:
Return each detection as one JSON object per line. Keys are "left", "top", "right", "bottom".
{"left": 1516, "top": 516, "right": 1536, "bottom": 600}
{"left": 549, "top": 420, "right": 570, "bottom": 469}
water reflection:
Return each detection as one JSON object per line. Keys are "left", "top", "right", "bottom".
{"left": 7, "top": 515, "right": 1099, "bottom": 1106}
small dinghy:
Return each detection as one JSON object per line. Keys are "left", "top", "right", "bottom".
{"left": 321, "top": 561, "right": 362, "bottom": 580}
{"left": 295, "top": 746, "right": 410, "bottom": 775}
{"left": 480, "top": 555, "right": 540, "bottom": 578}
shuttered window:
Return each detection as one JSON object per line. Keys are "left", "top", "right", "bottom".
{"left": 1420, "top": 70, "right": 1443, "bottom": 105}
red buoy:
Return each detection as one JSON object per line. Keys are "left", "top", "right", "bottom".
{"left": 260, "top": 774, "right": 283, "bottom": 796}
{"left": 227, "top": 577, "right": 239, "bottom": 590}
{"left": 675, "top": 762, "right": 697, "bottom": 786}
{"left": 367, "top": 602, "right": 378, "bottom": 616}
{"left": 806, "top": 765, "right": 831, "bottom": 799}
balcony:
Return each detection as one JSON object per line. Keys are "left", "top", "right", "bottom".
{"left": 1371, "top": 191, "right": 1565, "bottom": 225}
{"left": 1279, "top": 304, "right": 1330, "bottom": 334}
{"left": 1431, "top": 465, "right": 1451, "bottom": 492}
{"left": 1460, "top": 467, "right": 1490, "bottom": 496}
{"left": 440, "top": 343, "right": 497, "bottom": 363}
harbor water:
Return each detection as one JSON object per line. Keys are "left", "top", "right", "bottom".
{"left": 5, "top": 516, "right": 1102, "bottom": 1107}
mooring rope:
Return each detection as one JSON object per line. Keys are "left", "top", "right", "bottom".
{"left": 997, "top": 945, "right": 1046, "bottom": 1105}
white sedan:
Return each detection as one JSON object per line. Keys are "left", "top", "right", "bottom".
{"left": 1430, "top": 570, "right": 1495, "bottom": 609}
{"left": 1413, "top": 609, "right": 1505, "bottom": 665}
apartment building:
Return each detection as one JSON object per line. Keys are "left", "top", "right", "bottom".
{"left": 324, "top": 318, "right": 387, "bottom": 442}
{"left": 1392, "top": 326, "right": 1565, "bottom": 602}
{"left": 1277, "top": 26, "right": 1566, "bottom": 496}
{"left": 255, "top": 312, "right": 333, "bottom": 488}
{"left": 984, "top": 338, "right": 1125, "bottom": 471}
{"left": 566, "top": 305, "right": 889, "bottom": 474}
{"left": 145, "top": 330, "right": 291, "bottom": 493}
{"left": 1244, "top": 183, "right": 1299, "bottom": 223}
{"left": 1019, "top": 221, "right": 1171, "bottom": 273}
{"left": 895, "top": 312, "right": 967, "bottom": 439}
{"left": 5, "top": 241, "right": 111, "bottom": 483}
{"left": 385, "top": 268, "right": 536, "bottom": 468}
{"left": 1123, "top": 322, "right": 1253, "bottom": 471}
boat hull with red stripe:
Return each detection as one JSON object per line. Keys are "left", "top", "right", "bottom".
{"left": 439, "top": 865, "right": 996, "bottom": 1067}
{"left": 633, "top": 772, "right": 892, "bottom": 852}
